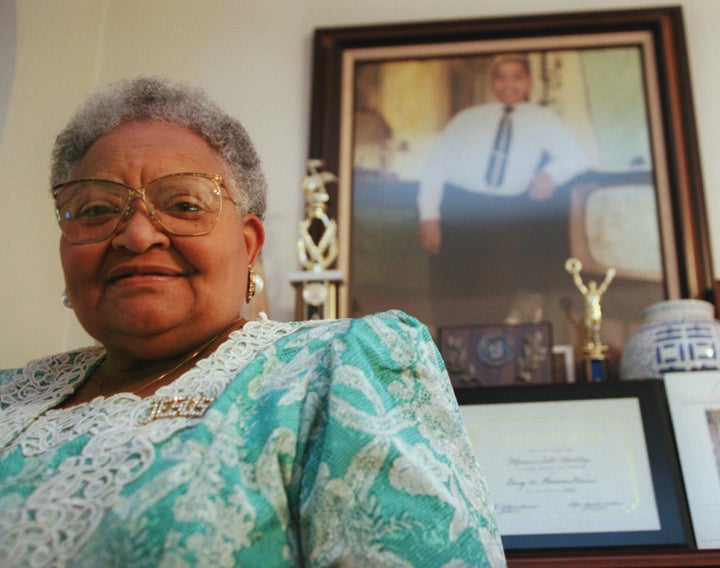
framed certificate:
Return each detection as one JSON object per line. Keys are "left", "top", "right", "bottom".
{"left": 664, "top": 371, "right": 720, "bottom": 550}
{"left": 456, "top": 381, "right": 692, "bottom": 551}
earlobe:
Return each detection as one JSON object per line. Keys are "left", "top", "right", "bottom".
{"left": 242, "top": 214, "right": 265, "bottom": 266}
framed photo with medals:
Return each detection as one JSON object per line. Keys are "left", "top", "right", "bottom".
{"left": 438, "top": 322, "right": 553, "bottom": 387}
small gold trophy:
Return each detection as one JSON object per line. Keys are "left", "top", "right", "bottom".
{"left": 565, "top": 258, "right": 616, "bottom": 381}
{"left": 289, "top": 159, "right": 343, "bottom": 320}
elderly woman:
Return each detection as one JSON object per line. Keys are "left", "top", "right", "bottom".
{"left": 0, "top": 77, "right": 505, "bottom": 567}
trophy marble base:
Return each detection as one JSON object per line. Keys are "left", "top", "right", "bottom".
{"left": 581, "top": 341, "right": 609, "bottom": 382}
{"left": 289, "top": 269, "right": 343, "bottom": 321}
{"left": 584, "top": 358, "right": 608, "bottom": 382}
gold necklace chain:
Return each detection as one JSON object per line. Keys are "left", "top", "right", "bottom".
{"left": 94, "top": 317, "right": 244, "bottom": 396}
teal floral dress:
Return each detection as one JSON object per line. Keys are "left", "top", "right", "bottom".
{"left": 0, "top": 311, "right": 506, "bottom": 567}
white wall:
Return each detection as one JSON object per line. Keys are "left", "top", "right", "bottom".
{"left": 1, "top": 0, "right": 719, "bottom": 367}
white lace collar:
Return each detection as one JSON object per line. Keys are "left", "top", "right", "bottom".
{"left": 0, "top": 317, "right": 303, "bottom": 454}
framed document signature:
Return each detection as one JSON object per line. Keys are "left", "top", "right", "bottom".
{"left": 456, "top": 381, "right": 692, "bottom": 551}
{"left": 665, "top": 371, "right": 720, "bottom": 550}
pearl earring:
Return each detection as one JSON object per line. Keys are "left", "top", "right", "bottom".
{"left": 61, "top": 290, "right": 73, "bottom": 309}
{"left": 246, "top": 268, "right": 264, "bottom": 303}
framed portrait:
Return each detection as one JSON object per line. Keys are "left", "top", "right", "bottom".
{"left": 455, "top": 380, "right": 693, "bottom": 552}
{"left": 664, "top": 371, "right": 720, "bottom": 550}
{"left": 438, "top": 322, "right": 553, "bottom": 387}
{"left": 308, "top": 7, "right": 714, "bottom": 377}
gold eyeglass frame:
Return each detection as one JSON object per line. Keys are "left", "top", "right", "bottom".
{"left": 51, "top": 172, "right": 228, "bottom": 244}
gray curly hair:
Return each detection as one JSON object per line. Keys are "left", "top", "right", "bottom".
{"left": 50, "top": 76, "right": 267, "bottom": 219}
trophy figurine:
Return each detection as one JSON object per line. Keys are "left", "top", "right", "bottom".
{"left": 565, "top": 258, "right": 616, "bottom": 381}
{"left": 297, "top": 159, "right": 339, "bottom": 272}
{"left": 289, "top": 159, "right": 343, "bottom": 320}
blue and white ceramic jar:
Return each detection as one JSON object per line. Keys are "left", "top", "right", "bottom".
{"left": 620, "top": 299, "right": 720, "bottom": 379}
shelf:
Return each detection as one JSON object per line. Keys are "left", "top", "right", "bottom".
{"left": 507, "top": 549, "right": 720, "bottom": 567}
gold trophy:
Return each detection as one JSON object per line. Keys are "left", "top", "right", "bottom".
{"left": 565, "top": 258, "right": 616, "bottom": 381}
{"left": 289, "top": 159, "right": 343, "bottom": 320}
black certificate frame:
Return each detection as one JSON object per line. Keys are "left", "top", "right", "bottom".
{"left": 455, "top": 380, "right": 693, "bottom": 552}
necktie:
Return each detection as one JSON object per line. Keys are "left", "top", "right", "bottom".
{"left": 485, "top": 106, "right": 513, "bottom": 187}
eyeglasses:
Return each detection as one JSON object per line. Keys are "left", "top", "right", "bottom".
{"left": 52, "top": 172, "right": 229, "bottom": 244}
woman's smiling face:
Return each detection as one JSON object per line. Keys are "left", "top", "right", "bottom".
{"left": 60, "top": 120, "right": 264, "bottom": 360}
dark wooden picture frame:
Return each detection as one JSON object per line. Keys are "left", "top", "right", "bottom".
{"left": 455, "top": 380, "right": 693, "bottom": 552}
{"left": 309, "top": 7, "right": 714, "bottom": 376}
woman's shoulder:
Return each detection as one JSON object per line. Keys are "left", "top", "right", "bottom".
{"left": 346, "top": 310, "right": 433, "bottom": 346}
{"left": 289, "top": 310, "right": 439, "bottom": 372}
{"left": 308, "top": 309, "right": 425, "bottom": 329}
{"left": 275, "top": 309, "right": 430, "bottom": 343}
{"left": 240, "top": 310, "right": 437, "bottom": 377}
{"left": 1, "top": 347, "right": 104, "bottom": 391}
